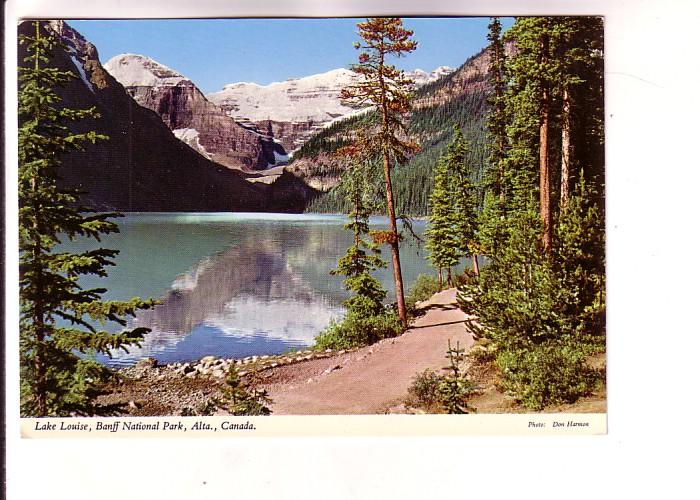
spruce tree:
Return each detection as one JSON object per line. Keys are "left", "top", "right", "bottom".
{"left": 18, "top": 21, "right": 154, "bottom": 417}
{"left": 331, "top": 160, "right": 387, "bottom": 317}
{"left": 485, "top": 17, "right": 508, "bottom": 204}
{"left": 449, "top": 126, "right": 481, "bottom": 276}
{"left": 426, "top": 156, "right": 459, "bottom": 287}
{"left": 340, "top": 17, "right": 420, "bottom": 327}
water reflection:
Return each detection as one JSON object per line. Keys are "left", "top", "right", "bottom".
{"left": 87, "top": 214, "right": 430, "bottom": 367}
{"left": 103, "top": 233, "right": 345, "bottom": 366}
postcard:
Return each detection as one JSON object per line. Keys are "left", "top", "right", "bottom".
{"left": 10, "top": 5, "right": 610, "bottom": 445}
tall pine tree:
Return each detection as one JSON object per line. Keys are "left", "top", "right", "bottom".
{"left": 340, "top": 17, "right": 420, "bottom": 327}
{"left": 331, "top": 159, "right": 387, "bottom": 318}
{"left": 19, "top": 21, "right": 154, "bottom": 417}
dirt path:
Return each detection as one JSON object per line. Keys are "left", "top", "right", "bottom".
{"left": 264, "top": 288, "right": 473, "bottom": 415}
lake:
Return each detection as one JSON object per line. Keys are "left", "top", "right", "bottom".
{"left": 64, "top": 213, "right": 435, "bottom": 367}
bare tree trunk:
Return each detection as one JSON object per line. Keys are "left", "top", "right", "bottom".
{"left": 447, "top": 267, "right": 453, "bottom": 287}
{"left": 472, "top": 254, "right": 480, "bottom": 277}
{"left": 560, "top": 85, "right": 572, "bottom": 211}
{"left": 539, "top": 35, "right": 553, "bottom": 252}
{"left": 438, "top": 268, "right": 443, "bottom": 289}
{"left": 383, "top": 151, "right": 407, "bottom": 326}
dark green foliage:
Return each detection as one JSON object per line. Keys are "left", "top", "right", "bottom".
{"left": 460, "top": 206, "right": 562, "bottom": 349}
{"left": 305, "top": 90, "right": 489, "bottom": 217}
{"left": 314, "top": 159, "right": 404, "bottom": 350}
{"left": 291, "top": 111, "right": 376, "bottom": 161}
{"left": 425, "top": 154, "right": 460, "bottom": 282}
{"left": 18, "top": 22, "right": 155, "bottom": 416}
{"left": 439, "top": 341, "right": 476, "bottom": 414}
{"left": 457, "top": 16, "right": 605, "bottom": 410}
{"left": 459, "top": 203, "right": 603, "bottom": 409}
{"left": 426, "top": 126, "right": 481, "bottom": 284}
{"left": 314, "top": 308, "right": 403, "bottom": 350}
{"left": 496, "top": 342, "right": 597, "bottom": 410}
{"left": 455, "top": 17, "right": 606, "bottom": 410}
{"left": 405, "top": 274, "right": 442, "bottom": 311}
{"left": 331, "top": 162, "right": 387, "bottom": 315}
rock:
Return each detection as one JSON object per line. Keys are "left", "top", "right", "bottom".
{"left": 200, "top": 355, "right": 217, "bottom": 365}
{"left": 135, "top": 357, "right": 158, "bottom": 370}
{"left": 211, "top": 369, "right": 225, "bottom": 378}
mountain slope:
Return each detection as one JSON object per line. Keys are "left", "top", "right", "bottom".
{"left": 296, "top": 49, "right": 493, "bottom": 216}
{"left": 104, "top": 54, "right": 283, "bottom": 172}
{"left": 22, "top": 21, "right": 317, "bottom": 212}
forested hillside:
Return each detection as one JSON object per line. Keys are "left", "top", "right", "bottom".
{"left": 300, "top": 48, "right": 493, "bottom": 216}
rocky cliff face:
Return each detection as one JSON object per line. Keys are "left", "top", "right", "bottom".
{"left": 21, "top": 21, "right": 316, "bottom": 212}
{"left": 104, "top": 54, "right": 283, "bottom": 171}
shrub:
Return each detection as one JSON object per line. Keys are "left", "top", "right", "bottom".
{"left": 496, "top": 341, "right": 597, "bottom": 410}
{"left": 214, "top": 367, "right": 272, "bottom": 416}
{"left": 314, "top": 308, "right": 403, "bottom": 350}
{"left": 406, "top": 369, "right": 443, "bottom": 411}
{"left": 458, "top": 203, "right": 605, "bottom": 409}
{"left": 405, "top": 274, "right": 442, "bottom": 315}
{"left": 406, "top": 341, "right": 477, "bottom": 414}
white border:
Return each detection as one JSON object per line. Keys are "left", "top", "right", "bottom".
{"left": 6, "top": 0, "right": 700, "bottom": 499}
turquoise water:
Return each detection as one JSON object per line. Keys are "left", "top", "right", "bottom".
{"left": 63, "top": 213, "right": 433, "bottom": 367}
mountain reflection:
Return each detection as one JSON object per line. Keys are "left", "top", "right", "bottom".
{"left": 108, "top": 233, "right": 345, "bottom": 363}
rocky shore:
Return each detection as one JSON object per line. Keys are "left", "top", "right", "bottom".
{"left": 101, "top": 347, "right": 359, "bottom": 416}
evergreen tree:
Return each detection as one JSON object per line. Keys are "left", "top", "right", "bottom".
{"left": 18, "top": 21, "right": 154, "bottom": 416}
{"left": 449, "top": 127, "right": 481, "bottom": 276}
{"left": 485, "top": 17, "right": 508, "bottom": 204}
{"left": 426, "top": 156, "right": 459, "bottom": 287}
{"left": 340, "top": 17, "right": 420, "bottom": 327}
{"left": 314, "top": 157, "right": 402, "bottom": 350}
{"left": 458, "top": 17, "right": 605, "bottom": 409}
{"left": 426, "top": 125, "right": 481, "bottom": 285}
{"left": 331, "top": 160, "right": 387, "bottom": 317}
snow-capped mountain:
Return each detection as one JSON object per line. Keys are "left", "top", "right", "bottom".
{"left": 207, "top": 65, "right": 453, "bottom": 152}
{"left": 207, "top": 68, "right": 359, "bottom": 124}
{"left": 405, "top": 65, "right": 455, "bottom": 86}
{"left": 104, "top": 53, "right": 188, "bottom": 87}
{"left": 208, "top": 65, "right": 453, "bottom": 123}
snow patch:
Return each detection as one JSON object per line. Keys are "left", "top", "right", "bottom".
{"left": 172, "top": 128, "right": 212, "bottom": 159}
{"left": 273, "top": 150, "right": 290, "bottom": 164}
{"left": 69, "top": 55, "right": 94, "bottom": 93}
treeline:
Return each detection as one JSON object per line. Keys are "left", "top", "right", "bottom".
{"left": 450, "top": 17, "right": 605, "bottom": 410}
{"left": 306, "top": 90, "right": 489, "bottom": 216}
{"left": 291, "top": 111, "right": 375, "bottom": 161}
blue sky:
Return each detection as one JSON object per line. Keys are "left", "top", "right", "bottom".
{"left": 68, "top": 17, "right": 513, "bottom": 94}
